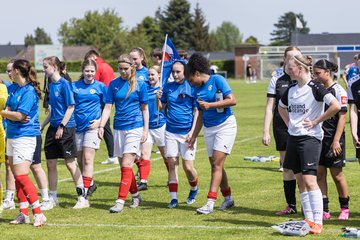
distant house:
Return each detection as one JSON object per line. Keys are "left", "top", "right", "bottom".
{"left": 0, "top": 45, "right": 26, "bottom": 59}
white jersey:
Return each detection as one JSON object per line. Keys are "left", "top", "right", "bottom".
{"left": 279, "top": 80, "right": 336, "bottom": 140}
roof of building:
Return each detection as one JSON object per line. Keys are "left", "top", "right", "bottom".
{"left": 0, "top": 45, "right": 26, "bottom": 59}
{"left": 291, "top": 33, "right": 360, "bottom": 46}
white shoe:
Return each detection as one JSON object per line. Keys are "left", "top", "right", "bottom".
{"left": 197, "top": 202, "right": 214, "bottom": 215}
{"left": 10, "top": 212, "right": 30, "bottom": 224}
{"left": 2, "top": 199, "right": 15, "bottom": 210}
{"left": 109, "top": 201, "right": 124, "bottom": 213}
{"left": 73, "top": 197, "right": 90, "bottom": 209}
{"left": 218, "top": 198, "right": 235, "bottom": 210}
{"left": 49, "top": 196, "right": 59, "bottom": 207}
{"left": 101, "top": 157, "right": 119, "bottom": 164}
{"left": 33, "top": 213, "right": 46, "bottom": 227}
{"left": 129, "top": 196, "right": 142, "bottom": 208}
{"left": 40, "top": 200, "right": 54, "bottom": 211}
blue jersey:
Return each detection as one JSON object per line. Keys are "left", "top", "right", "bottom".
{"left": 136, "top": 67, "right": 149, "bottom": 82}
{"left": 194, "top": 75, "right": 233, "bottom": 128}
{"left": 346, "top": 66, "right": 359, "bottom": 81}
{"left": 105, "top": 77, "right": 148, "bottom": 130}
{"left": 147, "top": 85, "right": 166, "bottom": 129}
{"left": 73, "top": 80, "right": 107, "bottom": 133}
{"left": 49, "top": 77, "right": 76, "bottom": 128}
{"left": 6, "top": 83, "right": 40, "bottom": 139}
{"left": 160, "top": 80, "right": 196, "bottom": 134}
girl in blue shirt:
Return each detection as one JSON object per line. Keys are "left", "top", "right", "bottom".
{"left": 40, "top": 56, "right": 86, "bottom": 209}
{"left": 186, "top": 53, "right": 237, "bottom": 215}
{"left": 130, "top": 47, "right": 149, "bottom": 82}
{"left": 98, "top": 54, "right": 149, "bottom": 213}
{"left": 1, "top": 59, "right": 46, "bottom": 226}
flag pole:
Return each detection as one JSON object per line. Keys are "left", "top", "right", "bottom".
{"left": 157, "top": 34, "right": 168, "bottom": 126}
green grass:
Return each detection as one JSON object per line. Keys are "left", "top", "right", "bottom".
{"left": 0, "top": 77, "right": 359, "bottom": 239}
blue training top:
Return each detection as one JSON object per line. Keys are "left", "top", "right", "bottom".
{"left": 105, "top": 77, "right": 148, "bottom": 130}
{"left": 73, "top": 79, "right": 107, "bottom": 133}
{"left": 194, "top": 74, "right": 233, "bottom": 128}
{"left": 6, "top": 83, "right": 40, "bottom": 139}
{"left": 136, "top": 67, "right": 149, "bottom": 82}
{"left": 160, "top": 80, "right": 196, "bottom": 134}
{"left": 49, "top": 77, "right": 76, "bottom": 128}
{"left": 147, "top": 85, "right": 166, "bottom": 129}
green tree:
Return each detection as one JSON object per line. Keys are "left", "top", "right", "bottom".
{"left": 24, "top": 27, "right": 52, "bottom": 46}
{"left": 136, "top": 16, "right": 162, "bottom": 49}
{"left": 190, "top": 3, "right": 210, "bottom": 51}
{"left": 270, "top": 12, "right": 310, "bottom": 46}
{"left": 244, "top": 36, "right": 259, "bottom": 45}
{"left": 210, "top": 21, "right": 242, "bottom": 51}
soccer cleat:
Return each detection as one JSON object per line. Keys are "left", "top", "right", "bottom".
{"left": 2, "top": 199, "right": 15, "bottom": 210}
{"left": 197, "top": 203, "right": 214, "bottom": 215}
{"left": 101, "top": 157, "right": 119, "bottom": 165}
{"left": 186, "top": 188, "right": 198, "bottom": 204}
{"left": 275, "top": 206, "right": 297, "bottom": 216}
{"left": 304, "top": 219, "right": 315, "bottom": 228}
{"left": 40, "top": 200, "right": 54, "bottom": 211}
{"left": 73, "top": 197, "right": 90, "bottom": 209}
{"left": 109, "top": 201, "right": 124, "bottom": 213}
{"left": 137, "top": 182, "right": 148, "bottom": 191}
{"left": 33, "top": 213, "right": 46, "bottom": 227}
{"left": 323, "top": 211, "right": 331, "bottom": 220}
{"left": 219, "top": 198, "right": 235, "bottom": 210}
{"left": 338, "top": 208, "right": 350, "bottom": 220}
{"left": 168, "top": 199, "right": 179, "bottom": 209}
{"left": 10, "top": 213, "right": 30, "bottom": 225}
{"left": 87, "top": 183, "right": 98, "bottom": 197}
{"left": 50, "top": 196, "right": 59, "bottom": 207}
{"left": 310, "top": 223, "right": 323, "bottom": 234}
{"left": 129, "top": 195, "right": 142, "bottom": 208}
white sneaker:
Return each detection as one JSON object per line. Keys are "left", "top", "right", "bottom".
{"left": 10, "top": 212, "right": 30, "bottom": 224}
{"left": 129, "top": 196, "right": 142, "bottom": 208}
{"left": 49, "top": 196, "right": 59, "bottom": 207}
{"left": 218, "top": 198, "right": 235, "bottom": 210}
{"left": 33, "top": 213, "right": 46, "bottom": 227}
{"left": 2, "top": 199, "right": 15, "bottom": 210}
{"left": 101, "top": 157, "right": 119, "bottom": 164}
{"left": 73, "top": 197, "right": 90, "bottom": 209}
{"left": 109, "top": 201, "right": 124, "bottom": 213}
{"left": 40, "top": 200, "right": 54, "bottom": 211}
{"left": 197, "top": 202, "right": 214, "bottom": 215}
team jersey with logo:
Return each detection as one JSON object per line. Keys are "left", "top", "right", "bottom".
{"left": 279, "top": 80, "right": 336, "bottom": 140}
{"left": 136, "top": 67, "right": 149, "bottom": 82}
{"left": 194, "top": 74, "right": 233, "bottom": 128}
{"left": 105, "top": 77, "right": 148, "bottom": 130}
{"left": 322, "top": 83, "right": 347, "bottom": 138}
{"left": 267, "top": 72, "right": 294, "bottom": 129}
{"left": 147, "top": 85, "right": 166, "bottom": 129}
{"left": 346, "top": 65, "right": 359, "bottom": 81}
{"left": 73, "top": 79, "right": 107, "bottom": 133}
{"left": 6, "top": 83, "right": 40, "bottom": 138}
{"left": 161, "top": 80, "right": 196, "bottom": 134}
{"left": 49, "top": 77, "right": 76, "bottom": 128}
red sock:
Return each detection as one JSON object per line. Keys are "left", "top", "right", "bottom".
{"left": 83, "top": 176, "right": 93, "bottom": 189}
{"left": 207, "top": 191, "right": 218, "bottom": 201}
{"left": 129, "top": 169, "right": 138, "bottom": 194}
{"left": 15, "top": 180, "right": 29, "bottom": 215}
{"left": 134, "top": 159, "right": 141, "bottom": 169}
{"left": 221, "top": 187, "right": 231, "bottom": 197}
{"left": 15, "top": 174, "right": 41, "bottom": 214}
{"left": 139, "top": 159, "right": 151, "bottom": 181}
{"left": 168, "top": 182, "right": 178, "bottom": 193}
{"left": 117, "top": 167, "right": 132, "bottom": 201}
{"left": 189, "top": 178, "right": 198, "bottom": 187}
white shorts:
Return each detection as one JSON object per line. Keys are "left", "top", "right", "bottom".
{"left": 6, "top": 137, "right": 36, "bottom": 165}
{"left": 114, "top": 128, "right": 142, "bottom": 157}
{"left": 76, "top": 129, "right": 100, "bottom": 150}
{"left": 165, "top": 131, "right": 196, "bottom": 160}
{"left": 204, "top": 115, "right": 237, "bottom": 157}
{"left": 145, "top": 124, "right": 166, "bottom": 147}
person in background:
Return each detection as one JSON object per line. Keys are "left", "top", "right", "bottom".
{"left": 150, "top": 48, "right": 162, "bottom": 66}
{"left": 84, "top": 50, "right": 117, "bottom": 165}
{"left": 342, "top": 54, "right": 359, "bottom": 86}
{"left": 0, "top": 69, "right": 8, "bottom": 215}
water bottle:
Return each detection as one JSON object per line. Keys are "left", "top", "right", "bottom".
{"left": 215, "top": 90, "right": 224, "bottom": 113}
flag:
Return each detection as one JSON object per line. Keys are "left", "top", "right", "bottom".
{"left": 296, "top": 17, "right": 303, "bottom": 29}
{"left": 161, "top": 36, "right": 184, "bottom": 87}
{"left": 162, "top": 37, "right": 180, "bottom": 61}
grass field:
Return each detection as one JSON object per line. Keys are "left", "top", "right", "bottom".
{"left": 1, "top": 76, "right": 360, "bottom": 239}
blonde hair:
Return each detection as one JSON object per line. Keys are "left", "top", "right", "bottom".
{"left": 150, "top": 65, "right": 161, "bottom": 74}
{"left": 293, "top": 54, "right": 314, "bottom": 78}
{"left": 118, "top": 54, "right": 137, "bottom": 98}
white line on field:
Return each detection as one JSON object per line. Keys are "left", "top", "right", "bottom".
{"left": 58, "top": 136, "right": 260, "bottom": 183}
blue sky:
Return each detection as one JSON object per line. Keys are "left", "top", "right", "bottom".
{"left": 1, "top": 0, "right": 358, "bottom": 45}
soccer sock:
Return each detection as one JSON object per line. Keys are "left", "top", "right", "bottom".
{"left": 323, "top": 197, "right": 329, "bottom": 212}
{"left": 300, "top": 191, "right": 313, "bottom": 222}
{"left": 188, "top": 178, "right": 198, "bottom": 191}
{"left": 5, "top": 189, "right": 15, "bottom": 201}
{"left": 19, "top": 202, "right": 29, "bottom": 216}
{"left": 134, "top": 159, "right": 141, "bottom": 169}
{"left": 49, "top": 191, "right": 58, "bottom": 202}
{"left": 15, "top": 180, "right": 28, "bottom": 215}
{"left": 284, "top": 180, "right": 296, "bottom": 208}
{"left": 207, "top": 192, "right": 217, "bottom": 206}
{"left": 15, "top": 174, "right": 41, "bottom": 214}
{"left": 339, "top": 196, "right": 350, "bottom": 209}
{"left": 308, "top": 189, "right": 323, "bottom": 225}
{"left": 168, "top": 182, "right": 178, "bottom": 200}
{"left": 129, "top": 169, "right": 138, "bottom": 194}
{"left": 221, "top": 187, "right": 232, "bottom": 201}
{"left": 76, "top": 184, "right": 85, "bottom": 198}
{"left": 139, "top": 159, "right": 151, "bottom": 182}
{"left": 40, "top": 188, "right": 50, "bottom": 201}
{"left": 83, "top": 176, "right": 92, "bottom": 195}
{"left": 117, "top": 167, "right": 133, "bottom": 201}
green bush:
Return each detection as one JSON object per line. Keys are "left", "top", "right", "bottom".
{"left": 210, "top": 60, "right": 234, "bottom": 78}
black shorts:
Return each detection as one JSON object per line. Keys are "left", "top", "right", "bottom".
{"left": 319, "top": 136, "right": 345, "bottom": 168}
{"left": 44, "top": 126, "right": 77, "bottom": 159}
{"left": 273, "top": 113, "right": 288, "bottom": 151}
{"left": 283, "top": 135, "right": 321, "bottom": 174}
{"left": 31, "top": 135, "right": 42, "bottom": 165}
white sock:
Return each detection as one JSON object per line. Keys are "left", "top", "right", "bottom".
{"left": 132, "top": 192, "right": 139, "bottom": 198}
{"left": 308, "top": 189, "right": 323, "bottom": 225}
{"left": 170, "top": 192, "right": 177, "bottom": 200}
{"left": 300, "top": 191, "right": 313, "bottom": 222}
{"left": 225, "top": 195, "right": 233, "bottom": 201}
{"left": 206, "top": 199, "right": 216, "bottom": 207}
{"left": 40, "top": 188, "right": 49, "bottom": 201}
{"left": 5, "top": 190, "right": 15, "bottom": 201}
{"left": 190, "top": 185, "right": 198, "bottom": 191}
{"left": 50, "top": 191, "right": 58, "bottom": 201}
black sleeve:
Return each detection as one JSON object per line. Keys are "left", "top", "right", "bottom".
{"left": 309, "top": 80, "right": 329, "bottom": 102}
{"left": 280, "top": 87, "right": 289, "bottom": 106}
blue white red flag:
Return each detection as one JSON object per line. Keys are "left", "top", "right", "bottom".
{"left": 161, "top": 36, "right": 184, "bottom": 87}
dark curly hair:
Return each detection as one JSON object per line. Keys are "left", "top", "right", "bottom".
{"left": 185, "top": 53, "right": 210, "bottom": 79}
